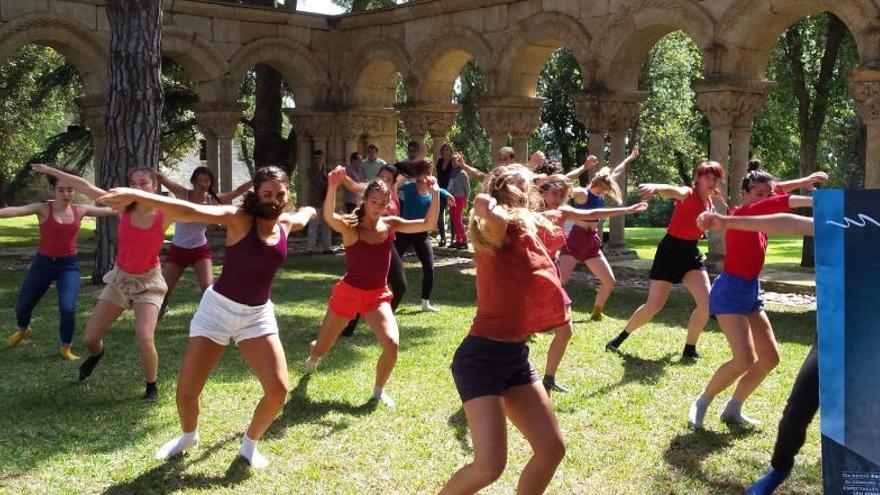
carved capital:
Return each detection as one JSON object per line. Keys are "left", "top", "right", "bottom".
{"left": 76, "top": 96, "right": 107, "bottom": 137}
{"left": 849, "top": 67, "right": 880, "bottom": 123}
{"left": 693, "top": 79, "right": 774, "bottom": 128}
{"left": 572, "top": 90, "right": 646, "bottom": 133}
{"left": 288, "top": 110, "right": 335, "bottom": 141}
{"left": 478, "top": 96, "right": 543, "bottom": 138}
{"left": 194, "top": 101, "right": 247, "bottom": 139}
{"left": 395, "top": 102, "right": 461, "bottom": 140}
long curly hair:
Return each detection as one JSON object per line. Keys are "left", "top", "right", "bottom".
{"left": 588, "top": 167, "right": 622, "bottom": 204}
{"left": 241, "top": 166, "right": 291, "bottom": 217}
{"left": 469, "top": 164, "right": 555, "bottom": 251}
{"left": 343, "top": 179, "right": 390, "bottom": 228}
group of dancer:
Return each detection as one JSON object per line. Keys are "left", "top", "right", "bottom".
{"left": 0, "top": 147, "right": 826, "bottom": 493}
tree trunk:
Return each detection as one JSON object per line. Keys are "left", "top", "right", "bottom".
{"left": 94, "top": 0, "right": 163, "bottom": 282}
{"left": 253, "top": 64, "right": 291, "bottom": 172}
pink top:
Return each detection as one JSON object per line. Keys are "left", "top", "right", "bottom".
{"left": 343, "top": 231, "right": 394, "bottom": 290}
{"left": 37, "top": 202, "right": 81, "bottom": 258}
{"left": 115, "top": 209, "right": 165, "bottom": 274}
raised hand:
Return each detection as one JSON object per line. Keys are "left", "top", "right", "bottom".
{"left": 629, "top": 146, "right": 639, "bottom": 160}
{"left": 424, "top": 175, "right": 439, "bottom": 191}
{"left": 529, "top": 151, "right": 547, "bottom": 169}
{"left": 97, "top": 187, "right": 141, "bottom": 211}
{"left": 627, "top": 202, "right": 649, "bottom": 214}
{"left": 807, "top": 171, "right": 828, "bottom": 190}
{"left": 584, "top": 155, "right": 599, "bottom": 171}
{"left": 327, "top": 166, "right": 347, "bottom": 188}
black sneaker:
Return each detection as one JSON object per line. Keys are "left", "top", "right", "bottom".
{"left": 604, "top": 340, "right": 620, "bottom": 352}
{"left": 682, "top": 346, "right": 702, "bottom": 360}
{"left": 78, "top": 350, "right": 104, "bottom": 381}
{"left": 542, "top": 376, "right": 571, "bottom": 394}
{"left": 143, "top": 382, "right": 158, "bottom": 402}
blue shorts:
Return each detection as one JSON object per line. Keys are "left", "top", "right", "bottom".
{"left": 709, "top": 272, "right": 764, "bottom": 316}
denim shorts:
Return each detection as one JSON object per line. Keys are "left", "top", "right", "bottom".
{"left": 709, "top": 272, "right": 764, "bottom": 316}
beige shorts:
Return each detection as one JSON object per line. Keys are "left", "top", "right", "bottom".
{"left": 190, "top": 286, "right": 278, "bottom": 346}
{"left": 99, "top": 265, "right": 167, "bottom": 310}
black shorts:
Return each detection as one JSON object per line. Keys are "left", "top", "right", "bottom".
{"left": 649, "top": 234, "right": 705, "bottom": 284}
{"left": 451, "top": 335, "right": 539, "bottom": 403}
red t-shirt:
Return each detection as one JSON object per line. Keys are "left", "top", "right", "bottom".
{"left": 667, "top": 187, "right": 713, "bottom": 241}
{"left": 470, "top": 222, "right": 569, "bottom": 339}
{"left": 723, "top": 194, "right": 791, "bottom": 279}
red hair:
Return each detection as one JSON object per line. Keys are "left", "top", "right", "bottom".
{"left": 694, "top": 161, "right": 724, "bottom": 183}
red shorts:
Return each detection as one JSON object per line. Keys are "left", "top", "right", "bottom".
{"left": 165, "top": 243, "right": 213, "bottom": 267}
{"left": 560, "top": 226, "right": 602, "bottom": 261}
{"left": 328, "top": 280, "right": 393, "bottom": 320}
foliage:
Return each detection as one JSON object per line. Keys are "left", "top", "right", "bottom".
{"left": 332, "top": 0, "right": 401, "bottom": 11}
{"left": 531, "top": 48, "right": 588, "bottom": 171}
{"left": 159, "top": 59, "right": 200, "bottom": 168}
{"left": 448, "top": 60, "right": 491, "bottom": 170}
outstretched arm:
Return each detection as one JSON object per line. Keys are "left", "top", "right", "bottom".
{"left": 281, "top": 207, "right": 316, "bottom": 234}
{"left": 156, "top": 173, "right": 188, "bottom": 199}
{"left": 78, "top": 204, "right": 117, "bottom": 218}
{"left": 0, "top": 203, "right": 43, "bottom": 219}
{"left": 776, "top": 171, "right": 828, "bottom": 194}
{"left": 97, "top": 188, "right": 239, "bottom": 225}
{"left": 788, "top": 194, "right": 813, "bottom": 209}
{"left": 565, "top": 155, "right": 598, "bottom": 181}
{"left": 458, "top": 159, "right": 487, "bottom": 181}
{"left": 559, "top": 202, "right": 648, "bottom": 222}
{"left": 637, "top": 183, "right": 691, "bottom": 202}
{"left": 32, "top": 164, "right": 106, "bottom": 200}
{"left": 697, "top": 211, "right": 814, "bottom": 237}
{"left": 341, "top": 175, "right": 367, "bottom": 195}
{"left": 610, "top": 146, "right": 639, "bottom": 182}
{"left": 217, "top": 180, "right": 253, "bottom": 204}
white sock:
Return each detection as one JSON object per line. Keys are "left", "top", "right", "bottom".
{"left": 372, "top": 386, "right": 395, "bottom": 407}
{"left": 155, "top": 430, "right": 199, "bottom": 459}
{"left": 420, "top": 299, "right": 438, "bottom": 312}
{"left": 239, "top": 435, "right": 269, "bottom": 469}
{"left": 304, "top": 355, "right": 320, "bottom": 374}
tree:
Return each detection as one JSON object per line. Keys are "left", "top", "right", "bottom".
{"left": 532, "top": 48, "right": 587, "bottom": 171}
{"left": 94, "top": 0, "right": 164, "bottom": 280}
{"left": 448, "top": 60, "right": 491, "bottom": 170}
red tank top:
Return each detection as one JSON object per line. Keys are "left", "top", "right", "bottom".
{"left": 470, "top": 223, "right": 569, "bottom": 339}
{"left": 37, "top": 202, "right": 81, "bottom": 257}
{"left": 666, "top": 187, "right": 713, "bottom": 241}
{"left": 213, "top": 218, "right": 288, "bottom": 306}
{"left": 537, "top": 210, "right": 566, "bottom": 259}
{"left": 343, "top": 230, "right": 394, "bottom": 290}
{"left": 115, "top": 209, "right": 165, "bottom": 274}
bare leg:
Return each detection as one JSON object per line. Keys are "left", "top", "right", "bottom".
{"left": 238, "top": 334, "right": 290, "bottom": 441}
{"left": 543, "top": 322, "right": 572, "bottom": 392}
{"left": 681, "top": 269, "right": 711, "bottom": 346}
{"left": 622, "top": 281, "right": 673, "bottom": 334}
{"left": 308, "top": 309, "right": 352, "bottom": 365}
{"left": 704, "top": 314, "right": 755, "bottom": 397}
{"left": 362, "top": 303, "right": 399, "bottom": 393}
{"left": 133, "top": 302, "right": 160, "bottom": 383}
{"left": 82, "top": 299, "right": 125, "bottom": 355}
{"left": 557, "top": 255, "right": 578, "bottom": 285}
{"left": 175, "top": 336, "right": 226, "bottom": 432}
{"left": 731, "top": 310, "right": 780, "bottom": 402}
{"left": 439, "top": 395, "right": 508, "bottom": 495}
{"left": 503, "top": 381, "right": 566, "bottom": 495}
{"left": 584, "top": 255, "right": 615, "bottom": 317}
{"left": 160, "top": 262, "right": 186, "bottom": 311}
{"left": 192, "top": 258, "right": 214, "bottom": 292}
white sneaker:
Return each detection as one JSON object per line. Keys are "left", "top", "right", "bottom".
{"left": 420, "top": 299, "right": 439, "bottom": 312}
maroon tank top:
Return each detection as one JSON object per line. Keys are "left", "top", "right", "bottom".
{"left": 213, "top": 218, "right": 288, "bottom": 306}
{"left": 342, "top": 231, "right": 394, "bottom": 290}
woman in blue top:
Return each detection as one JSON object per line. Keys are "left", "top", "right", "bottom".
{"left": 396, "top": 158, "right": 453, "bottom": 312}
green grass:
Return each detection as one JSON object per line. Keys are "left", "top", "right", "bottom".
{"left": 626, "top": 227, "right": 812, "bottom": 273}
{"left": 0, "top": 255, "right": 820, "bottom": 494}
{"left": 0, "top": 216, "right": 97, "bottom": 247}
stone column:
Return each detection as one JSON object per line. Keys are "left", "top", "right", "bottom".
{"left": 195, "top": 101, "right": 246, "bottom": 191}
{"left": 291, "top": 110, "right": 334, "bottom": 206}
{"left": 849, "top": 68, "right": 880, "bottom": 188}
{"left": 361, "top": 108, "right": 399, "bottom": 163}
{"left": 730, "top": 86, "right": 772, "bottom": 203}
{"left": 76, "top": 96, "right": 107, "bottom": 187}
{"left": 479, "top": 96, "right": 543, "bottom": 165}
{"left": 608, "top": 130, "right": 628, "bottom": 248}
{"left": 204, "top": 134, "right": 219, "bottom": 179}
{"left": 395, "top": 102, "right": 460, "bottom": 161}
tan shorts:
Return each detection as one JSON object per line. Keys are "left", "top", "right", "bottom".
{"left": 99, "top": 265, "right": 167, "bottom": 310}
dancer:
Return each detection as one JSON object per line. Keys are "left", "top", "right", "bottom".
{"left": 605, "top": 161, "right": 724, "bottom": 358}
{"left": 156, "top": 168, "right": 251, "bottom": 316}
{"left": 558, "top": 146, "right": 639, "bottom": 322}
{"left": 99, "top": 166, "right": 315, "bottom": 468}
{"left": 688, "top": 168, "right": 814, "bottom": 428}
{"left": 33, "top": 164, "right": 174, "bottom": 400}
{"left": 338, "top": 164, "right": 407, "bottom": 336}
{"left": 2, "top": 169, "right": 114, "bottom": 359}
{"left": 396, "top": 158, "right": 453, "bottom": 312}
{"left": 304, "top": 166, "right": 439, "bottom": 405}
{"left": 441, "top": 165, "right": 567, "bottom": 495}
{"left": 536, "top": 174, "right": 647, "bottom": 392}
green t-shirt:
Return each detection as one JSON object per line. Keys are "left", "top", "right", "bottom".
{"left": 361, "top": 157, "right": 387, "bottom": 179}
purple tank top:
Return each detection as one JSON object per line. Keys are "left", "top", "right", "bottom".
{"left": 213, "top": 218, "right": 288, "bottom": 306}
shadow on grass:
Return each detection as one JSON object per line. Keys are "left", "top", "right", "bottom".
{"left": 587, "top": 351, "right": 677, "bottom": 398}
{"left": 662, "top": 428, "right": 756, "bottom": 494}
{"left": 264, "top": 374, "right": 379, "bottom": 439}
{"left": 101, "top": 434, "right": 251, "bottom": 494}
{"left": 447, "top": 407, "right": 471, "bottom": 454}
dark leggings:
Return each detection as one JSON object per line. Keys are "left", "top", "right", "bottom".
{"left": 343, "top": 248, "right": 407, "bottom": 332}
{"left": 771, "top": 343, "right": 819, "bottom": 472}
{"left": 394, "top": 231, "right": 434, "bottom": 300}
{"left": 438, "top": 195, "right": 454, "bottom": 241}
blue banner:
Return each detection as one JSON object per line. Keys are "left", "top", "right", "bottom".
{"left": 815, "top": 189, "right": 880, "bottom": 494}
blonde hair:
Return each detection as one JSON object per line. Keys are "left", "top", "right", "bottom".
{"left": 469, "top": 164, "right": 555, "bottom": 251}
{"left": 588, "top": 167, "right": 623, "bottom": 204}
{"left": 537, "top": 174, "right": 571, "bottom": 208}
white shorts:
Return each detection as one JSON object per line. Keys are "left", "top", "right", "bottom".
{"left": 189, "top": 286, "right": 278, "bottom": 346}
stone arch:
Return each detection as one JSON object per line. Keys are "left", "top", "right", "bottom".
{"left": 409, "top": 27, "right": 492, "bottom": 102}
{"left": 716, "top": 0, "right": 880, "bottom": 78}
{"left": 0, "top": 14, "right": 106, "bottom": 96}
{"left": 228, "top": 37, "right": 331, "bottom": 107}
{"left": 347, "top": 37, "right": 410, "bottom": 107}
{"left": 492, "top": 11, "right": 593, "bottom": 97}
{"left": 592, "top": 0, "right": 714, "bottom": 92}
{"left": 162, "top": 27, "right": 226, "bottom": 83}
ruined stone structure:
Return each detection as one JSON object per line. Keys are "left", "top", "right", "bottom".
{"left": 2, "top": 0, "right": 879, "bottom": 257}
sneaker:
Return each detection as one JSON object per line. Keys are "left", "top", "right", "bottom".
{"left": 746, "top": 468, "right": 791, "bottom": 495}
{"left": 420, "top": 300, "right": 439, "bottom": 313}
{"left": 439, "top": 238, "right": 447, "bottom": 247}
{"left": 143, "top": 382, "right": 158, "bottom": 402}
{"left": 78, "top": 350, "right": 104, "bottom": 381}
{"left": 604, "top": 339, "right": 620, "bottom": 352}
{"left": 682, "top": 346, "right": 702, "bottom": 360}
{"left": 542, "top": 376, "right": 571, "bottom": 394}
{"left": 58, "top": 345, "right": 81, "bottom": 361}
{"left": 6, "top": 328, "right": 32, "bottom": 349}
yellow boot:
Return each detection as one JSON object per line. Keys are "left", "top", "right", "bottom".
{"left": 590, "top": 306, "right": 604, "bottom": 322}
{"left": 59, "top": 345, "right": 80, "bottom": 361}
{"left": 6, "top": 328, "right": 32, "bottom": 349}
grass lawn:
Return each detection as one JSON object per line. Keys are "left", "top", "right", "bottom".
{"left": 0, "top": 252, "right": 819, "bottom": 494}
